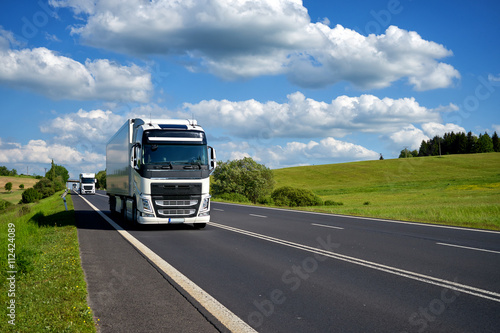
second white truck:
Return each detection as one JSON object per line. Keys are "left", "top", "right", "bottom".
{"left": 106, "top": 118, "right": 216, "bottom": 228}
{"left": 79, "top": 173, "right": 96, "bottom": 194}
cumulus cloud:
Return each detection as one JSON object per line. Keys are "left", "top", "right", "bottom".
{"left": 0, "top": 137, "right": 104, "bottom": 167}
{"left": 183, "top": 91, "right": 441, "bottom": 139}
{"left": 421, "top": 122, "right": 466, "bottom": 138}
{"left": 51, "top": 0, "right": 459, "bottom": 90}
{"left": 217, "top": 137, "right": 379, "bottom": 168}
{"left": 40, "top": 109, "right": 125, "bottom": 150}
{"left": 0, "top": 40, "right": 152, "bottom": 102}
{"left": 390, "top": 125, "right": 429, "bottom": 150}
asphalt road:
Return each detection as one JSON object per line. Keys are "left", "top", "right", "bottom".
{"left": 74, "top": 190, "right": 500, "bottom": 333}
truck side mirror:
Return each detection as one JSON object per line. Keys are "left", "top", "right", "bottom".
{"left": 208, "top": 146, "right": 217, "bottom": 174}
{"left": 131, "top": 142, "right": 141, "bottom": 169}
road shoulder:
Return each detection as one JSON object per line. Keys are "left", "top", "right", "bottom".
{"left": 73, "top": 194, "right": 220, "bottom": 333}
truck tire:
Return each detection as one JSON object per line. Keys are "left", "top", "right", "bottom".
{"left": 194, "top": 223, "right": 206, "bottom": 229}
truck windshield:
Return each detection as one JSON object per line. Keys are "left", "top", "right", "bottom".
{"left": 142, "top": 144, "right": 208, "bottom": 166}
{"left": 81, "top": 178, "right": 94, "bottom": 183}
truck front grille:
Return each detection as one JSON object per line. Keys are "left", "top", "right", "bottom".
{"left": 157, "top": 209, "right": 196, "bottom": 216}
{"left": 151, "top": 183, "right": 202, "bottom": 218}
{"left": 155, "top": 199, "right": 198, "bottom": 207}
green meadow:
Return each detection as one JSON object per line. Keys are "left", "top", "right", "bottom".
{"left": 273, "top": 153, "right": 500, "bottom": 230}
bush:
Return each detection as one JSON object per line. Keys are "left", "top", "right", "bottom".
{"left": 257, "top": 195, "right": 274, "bottom": 205}
{"left": 21, "top": 188, "right": 42, "bottom": 203}
{"left": 271, "top": 186, "right": 323, "bottom": 207}
{"left": 0, "top": 198, "right": 13, "bottom": 211}
{"left": 4, "top": 182, "right": 13, "bottom": 192}
{"left": 215, "top": 192, "right": 251, "bottom": 203}
{"left": 212, "top": 157, "right": 275, "bottom": 203}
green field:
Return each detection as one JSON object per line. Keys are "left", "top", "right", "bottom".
{"left": 0, "top": 176, "right": 39, "bottom": 205}
{"left": 273, "top": 153, "right": 500, "bottom": 230}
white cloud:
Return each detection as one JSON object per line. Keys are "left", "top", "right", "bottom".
{"left": 40, "top": 109, "right": 125, "bottom": 150}
{"left": 390, "top": 125, "right": 429, "bottom": 150}
{"left": 421, "top": 122, "right": 466, "bottom": 138}
{"left": 216, "top": 137, "right": 379, "bottom": 168}
{"left": 0, "top": 45, "right": 152, "bottom": 102}
{"left": 0, "top": 138, "right": 104, "bottom": 173}
{"left": 183, "top": 92, "right": 441, "bottom": 139}
{"left": 53, "top": 0, "right": 459, "bottom": 90}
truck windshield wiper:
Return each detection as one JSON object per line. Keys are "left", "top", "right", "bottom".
{"left": 161, "top": 162, "right": 172, "bottom": 169}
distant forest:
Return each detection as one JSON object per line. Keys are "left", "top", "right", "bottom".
{"left": 399, "top": 131, "right": 500, "bottom": 158}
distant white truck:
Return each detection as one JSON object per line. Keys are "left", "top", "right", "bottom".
{"left": 106, "top": 118, "right": 216, "bottom": 228}
{"left": 79, "top": 173, "right": 96, "bottom": 194}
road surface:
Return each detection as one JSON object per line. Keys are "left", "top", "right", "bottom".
{"left": 73, "top": 190, "right": 500, "bottom": 332}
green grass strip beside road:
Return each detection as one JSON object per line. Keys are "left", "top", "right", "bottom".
{"left": 0, "top": 192, "right": 95, "bottom": 332}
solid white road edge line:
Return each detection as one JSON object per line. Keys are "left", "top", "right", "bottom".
{"left": 208, "top": 221, "right": 500, "bottom": 303}
{"left": 78, "top": 194, "right": 257, "bottom": 333}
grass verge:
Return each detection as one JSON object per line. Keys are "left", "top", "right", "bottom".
{"left": 0, "top": 192, "right": 95, "bottom": 332}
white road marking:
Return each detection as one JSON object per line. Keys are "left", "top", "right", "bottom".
{"left": 311, "top": 223, "right": 344, "bottom": 230}
{"left": 436, "top": 242, "right": 500, "bottom": 254}
{"left": 208, "top": 221, "right": 500, "bottom": 303}
{"left": 213, "top": 202, "right": 500, "bottom": 235}
{"left": 249, "top": 214, "right": 267, "bottom": 218}
{"left": 78, "top": 194, "right": 257, "bottom": 333}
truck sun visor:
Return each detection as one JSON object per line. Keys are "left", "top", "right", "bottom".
{"left": 144, "top": 130, "right": 206, "bottom": 144}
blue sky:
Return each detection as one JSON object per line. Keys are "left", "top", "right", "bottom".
{"left": 0, "top": 0, "right": 499, "bottom": 179}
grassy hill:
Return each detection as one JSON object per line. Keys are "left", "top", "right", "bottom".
{"left": 0, "top": 175, "right": 39, "bottom": 204}
{"left": 273, "top": 153, "right": 500, "bottom": 230}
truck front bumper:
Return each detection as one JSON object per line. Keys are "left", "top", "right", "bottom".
{"left": 136, "top": 215, "right": 210, "bottom": 225}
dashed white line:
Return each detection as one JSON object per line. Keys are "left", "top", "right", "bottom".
{"left": 249, "top": 214, "right": 267, "bottom": 218}
{"left": 312, "top": 223, "right": 344, "bottom": 230}
{"left": 208, "top": 221, "right": 500, "bottom": 303}
{"left": 436, "top": 242, "right": 500, "bottom": 254}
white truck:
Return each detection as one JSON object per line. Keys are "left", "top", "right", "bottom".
{"left": 106, "top": 118, "right": 216, "bottom": 228}
{"left": 79, "top": 173, "right": 97, "bottom": 194}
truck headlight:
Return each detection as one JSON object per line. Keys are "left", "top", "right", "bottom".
{"left": 198, "top": 196, "right": 210, "bottom": 216}
{"left": 141, "top": 196, "right": 154, "bottom": 214}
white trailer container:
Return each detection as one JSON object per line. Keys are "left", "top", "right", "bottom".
{"left": 106, "top": 119, "right": 216, "bottom": 228}
{"left": 79, "top": 173, "right": 96, "bottom": 194}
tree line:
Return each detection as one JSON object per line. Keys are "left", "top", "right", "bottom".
{"left": 400, "top": 131, "right": 500, "bottom": 158}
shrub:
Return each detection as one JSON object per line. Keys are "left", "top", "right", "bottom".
{"left": 215, "top": 192, "right": 251, "bottom": 203}
{"left": 271, "top": 186, "right": 323, "bottom": 207}
{"left": 4, "top": 182, "right": 13, "bottom": 192}
{"left": 21, "top": 188, "right": 42, "bottom": 203}
{"left": 0, "top": 198, "right": 13, "bottom": 211}
{"left": 257, "top": 195, "right": 274, "bottom": 205}
{"left": 212, "top": 157, "right": 275, "bottom": 203}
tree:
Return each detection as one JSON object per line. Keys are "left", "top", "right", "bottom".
{"left": 212, "top": 157, "right": 275, "bottom": 203}
{"left": 492, "top": 131, "right": 500, "bottom": 152}
{"left": 45, "top": 160, "right": 70, "bottom": 183}
{"left": 96, "top": 170, "right": 106, "bottom": 190}
{"left": 477, "top": 133, "right": 494, "bottom": 153}
{"left": 4, "top": 182, "right": 12, "bottom": 192}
